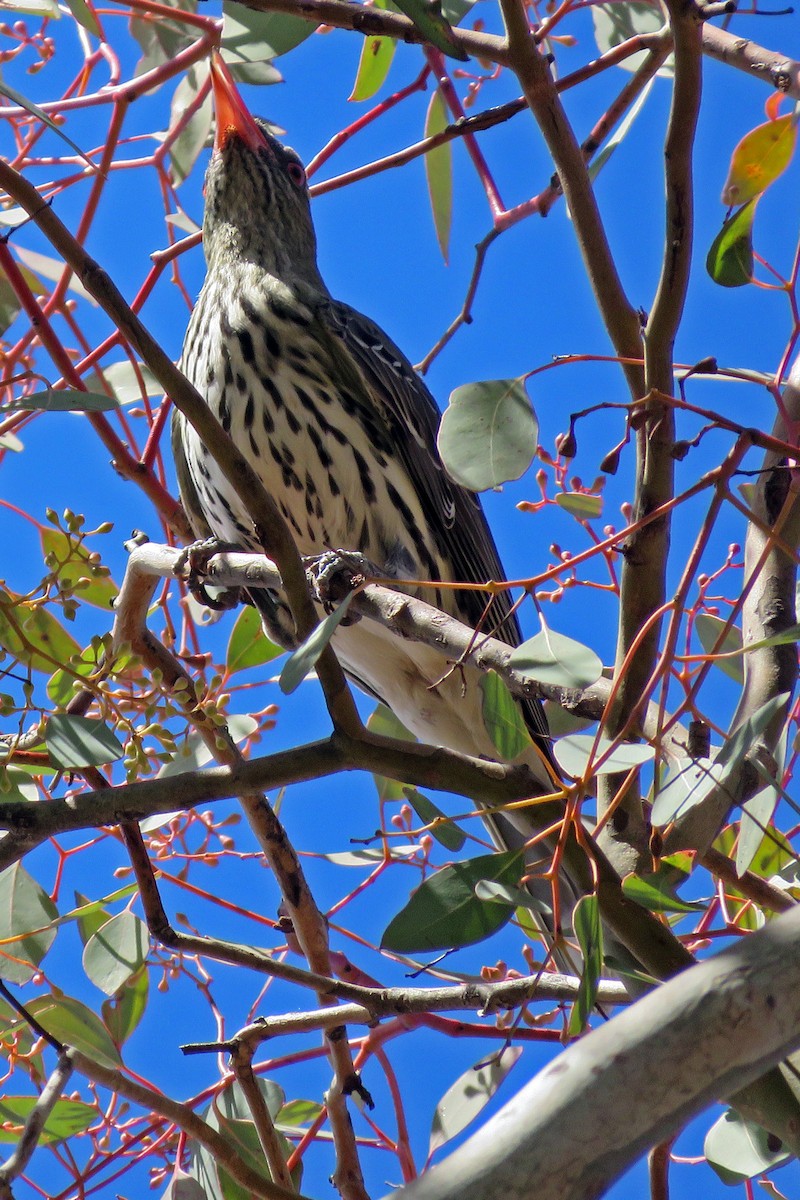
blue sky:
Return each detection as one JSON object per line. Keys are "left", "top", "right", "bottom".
{"left": 1, "top": 2, "right": 799, "bottom": 1197}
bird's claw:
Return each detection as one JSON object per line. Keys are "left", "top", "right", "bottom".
{"left": 175, "top": 537, "right": 242, "bottom": 612}
{"left": 304, "top": 550, "right": 377, "bottom": 622}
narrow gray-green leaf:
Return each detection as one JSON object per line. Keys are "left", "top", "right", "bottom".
{"left": 555, "top": 492, "right": 603, "bottom": 520}
{"left": 474, "top": 879, "right": 551, "bottom": 916}
{"left": 15, "top": 389, "right": 118, "bottom": 413}
{"left": 63, "top": 0, "right": 101, "bottom": 36}
{"left": 424, "top": 90, "right": 452, "bottom": 263}
{"left": 438, "top": 379, "right": 537, "bottom": 491}
{"left": 279, "top": 593, "right": 354, "bottom": 693}
{"left": 567, "top": 894, "right": 603, "bottom": 1035}
{"left": 45, "top": 714, "right": 124, "bottom": 768}
{"left": 736, "top": 785, "right": 778, "bottom": 876}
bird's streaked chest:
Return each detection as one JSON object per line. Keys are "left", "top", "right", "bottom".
{"left": 179, "top": 280, "right": 421, "bottom": 577}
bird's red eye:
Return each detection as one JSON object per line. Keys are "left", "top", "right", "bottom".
{"left": 287, "top": 161, "right": 306, "bottom": 187}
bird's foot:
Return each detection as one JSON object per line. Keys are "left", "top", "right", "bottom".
{"left": 304, "top": 550, "right": 378, "bottom": 623}
{"left": 174, "top": 537, "right": 242, "bottom": 612}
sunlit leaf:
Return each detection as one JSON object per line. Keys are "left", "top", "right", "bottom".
{"left": 0, "top": 862, "right": 58, "bottom": 984}
{"left": 226, "top": 605, "right": 283, "bottom": 672}
{"left": 103, "top": 964, "right": 149, "bottom": 1046}
{"left": 25, "top": 994, "right": 122, "bottom": 1069}
{"left": 705, "top": 1110, "right": 791, "bottom": 1184}
{"left": 722, "top": 115, "right": 797, "bottom": 207}
{"left": 429, "top": 1047, "right": 521, "bottom": 1154}
{"left": 567, "top": 894, "right": 603, "bottom": 1035}
{"left": 83, "top": 911, "right": 149, "bottom": 995}
{"left": 381, "top": 850, "right": 524, "bottom": 952}
{"left": 736, "top": 785, "right": 778, "bottom": 877}
{"left": 424, "top": 90, "right": 452, "bottom": 263}
{"left": 592, "top": 2, "right": 673, "bottom": 75}
{"left": 41, "top": 527, "right": 118, "bottom": 609}
{"left": 350, "top": 31, "right": 396, "bottom": 101}
{"left": 480, "top": 670, "right": 531, "bottom": 760}
{"left": 621, "top": 871, "right": 703, "bottom": 915}
{"left": 438, "top": 379, "right": 537, "bottom": 492}
{"left": 706, "top": 200, "right": 755, "bottom": 288}
{"left": 0, "top": 1097, "right": 95, "bottom": 1145}
{"left": 555, "top": 492, "right": 603, "bottom": 519}
{"left": 222, "top": 0, "right": 314, "bottom": 65}
{"left": 0, "top": 588, "right": 82, "bottom": 673}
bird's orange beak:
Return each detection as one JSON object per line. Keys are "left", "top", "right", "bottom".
{"left": 210, "top": 52, "right": 268, "bottom": 154}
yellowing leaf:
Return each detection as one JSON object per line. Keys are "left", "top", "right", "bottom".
{"left": 425, "top": 90, "right": 452, "bottom": 263}
{"left": 721, "top": 115, "right": 797, "bottom": 207}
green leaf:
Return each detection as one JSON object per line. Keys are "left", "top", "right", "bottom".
{"left": 322, "top": 846, "right": 420, "bottom": 866}
{"left": 554, "top": 492, "right": 603, "bottom": 520}
{"left": 103, "top": 965, "right": 149, "bottom": 1046}
{"left": 0, "top": 587, "right": 82, "bottom": 673}
{"left": 706, "top": 200, "right": 756, "bottom": 288}
{"left": 62, "top": 0, "right": 101, "bottom": 35}
{"left": 390, "top": 0, "right": 468, "bottom": 60}
{"left": 424, "top": 90, "right": 452, "bottom": 263}
{"left": 222, "top": 1, "right": 314, "bottom": 64}
{"left": 277, "top": 1098, "right": 324, "bottom": 1132}
{"left": 381, "top": 850, "right": 524, "bottom": 952}
{"left": 736, "top": 785, "right": 778, "bottom": 876}
{"left": 705, "top": 1110, "right": 791, "bottom": 1184}
{"left": 131, "top": 0, "right": 197, "bottom": 75}
{"left": 567, "top": 894, "right": 603, "bottom": 1035}
{"left": 25, "top": 994, "right": 122, "bottom": 1068}
{"left": 429, "top": 1047, "right": 521, "bottom": 1154}
{"left": 0, "top": 1096, "right": 95, "bottom": 1145}
{"left": 83, "top": 911, "right": 149, "bottom": 995}
{"left": 350, "top": 34, "right": 396, "bottom": 101}
{"left": 480, "top": 670, "right": 531, "bottom": 760}
{"left": 0, "top": 863, "right": 58, "bottom": 984}
{"left": 695, "top": 612, "right": 744, "bottom": 682}
{"left": 0, "top": 260, "right": 44, "bottom": 335}
{"left": 509, "top": 620, "right": 603, "bottom": 689}
{"left": 592, "top": 2, "right": 673, "bottom": 76}
{"left": 226, "top": 605, "right": 283, "bottom": 673}
{"left": 438, "top": 379, "right": 537, "bottom": 492}
{"left": 554, "top": 734, "right": 654, "bottom": 778}
{"left": 367, "top": 702, "right": 417, "bottom": 801}
{"left": 41, "top": 527, "right": 118, "bottom": 609}
{"left": 45, "top": 714, "right": 124, "bottom": 769}
{"left": 722, "top": 115, "right": 797, "bottom": 207}
{"left": 192, "top": 1080, "right": 297, "bottom": 1199}
{"left": 279, "top": 594, "right": 354, "bottom": 694}
{"left": 403, "top": 786, "right": 466, "bottom": 851}
{"left": 621, "top": 872, "right": 703, "bottom": 915}
{"left": 170, "top": 64, "right": 214, "bottom": 186}
{"left": 73, "top": 890, "right": 112, "bottom": 946}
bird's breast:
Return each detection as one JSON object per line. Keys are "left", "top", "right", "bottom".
{"left": 179, "top": 283, "right": 432, "bottom": 589}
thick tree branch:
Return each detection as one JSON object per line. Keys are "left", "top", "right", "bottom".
{"left": 385, "top": 904, "right": 800, "bottom": 1200}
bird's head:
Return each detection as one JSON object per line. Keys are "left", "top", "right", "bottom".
{"left": 203, "top": 54, "right": 323, "bottom": 288}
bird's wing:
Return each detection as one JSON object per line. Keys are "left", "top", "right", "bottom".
{"left": 171, "top": 408, "right": 214, "bottom": 540}
{"left": 316, "top": 299, "right": 550, "bottom": 749}
{"left": 319, "top": 301, "right": 519, "bottom": 638}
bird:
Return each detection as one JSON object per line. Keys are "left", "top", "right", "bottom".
{"left": 172, "top": 54, "right": 575, "bottom": 948}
